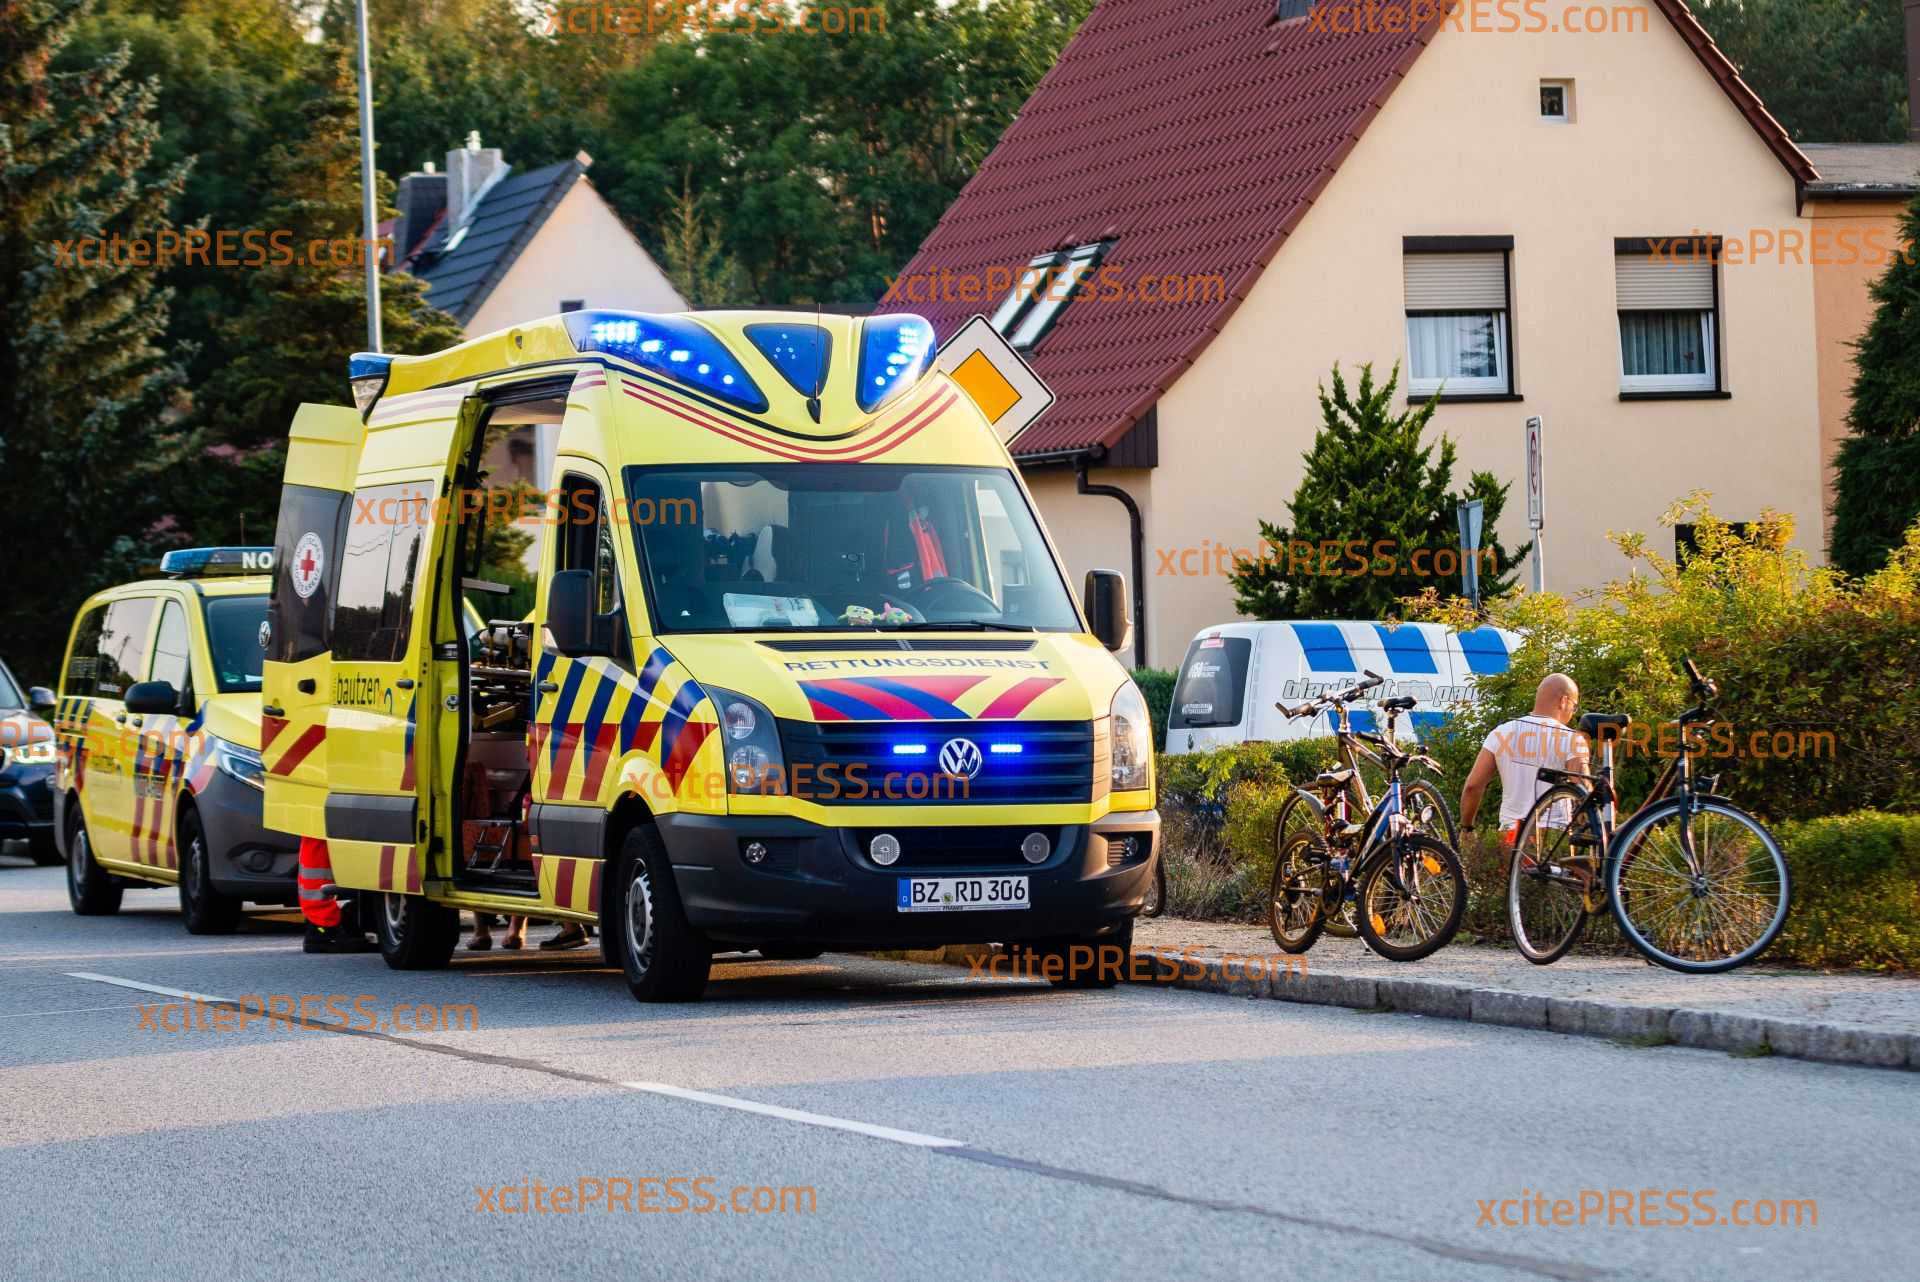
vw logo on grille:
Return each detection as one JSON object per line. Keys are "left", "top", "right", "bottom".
{"left": 939, "top": 737, "right": 984, "bottom": 779}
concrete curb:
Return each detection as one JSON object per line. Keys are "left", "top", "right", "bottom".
{"left": 882, "top": 946, "right": 1919, "bottom": 1072}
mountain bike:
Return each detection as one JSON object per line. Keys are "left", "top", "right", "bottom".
{"left": 1273, "top": 684, "right": 1457, "bottom": 937}
{"left": 1506, "top": 660, "right": 1792, "bottom": 973}
{"left": 1269, "top": 674, "right": 1467, "bottom": 961}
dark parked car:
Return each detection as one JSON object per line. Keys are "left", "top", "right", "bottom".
{"left": 0, "top": 658, "right": 58, "bottom": 865}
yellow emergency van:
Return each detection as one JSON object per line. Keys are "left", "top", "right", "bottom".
{"left": 263, "top": 310, "right": 1158, "bottom": 1001}
{"left": 54, "top": 548, "right": 299, "bottom": 930}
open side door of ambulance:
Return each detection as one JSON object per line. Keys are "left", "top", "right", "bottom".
{"left": 262, "top": 403, "right": 366, "bottom": 839}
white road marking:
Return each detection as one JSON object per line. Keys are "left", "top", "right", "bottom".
{"left": 624, "top": 1080, "right": 966, "bottom": 1149}
{"left": 63, "top": 971, "right": 234, "bottom": 1004}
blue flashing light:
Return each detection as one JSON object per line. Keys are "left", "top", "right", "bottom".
{"left": 856, "top": 314, "right": 934, "bottom": 412}
{"left": 892, "top": 743, "right": 929, "bottom": 756}
{"left": 348, "top": 351, "right": 393, "bottom": 414}
{"left": 563, "top": 311, "right": 769, "bottom": 414}
{"left": 989, "top": 742, "right": 1023, "bottom": 754}
{"left": 159, "top": 547, "right": 276, "bottom": 579}
{"left": 744, "top": 323, "right": 831, "bottom": 398}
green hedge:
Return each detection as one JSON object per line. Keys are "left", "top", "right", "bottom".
{"left": 1774, "top": 811, "right": 1920, "bottom": 969}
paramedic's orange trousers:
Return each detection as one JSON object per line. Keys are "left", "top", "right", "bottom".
{"left": 297, "top": 837, "right": 340, "bottom": 928}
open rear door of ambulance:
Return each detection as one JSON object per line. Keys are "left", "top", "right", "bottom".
{"left": 262, "top": 403, "right": 365, "bottom": 838}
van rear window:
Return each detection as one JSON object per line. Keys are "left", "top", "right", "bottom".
{"left": 1168, "top": 636, "right": 1251, "bottom": 729}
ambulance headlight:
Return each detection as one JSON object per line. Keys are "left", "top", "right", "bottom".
{"left": 215, "top": 741, "right": 265, "bottom": 792}
{"left": 1109, "top": 681, "right": 1152, "bottom": 793}
{"left": 703, "top": 686, "right": 785, "bottom": 796}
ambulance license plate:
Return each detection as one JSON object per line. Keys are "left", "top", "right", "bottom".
{"left": 897, "top": 876, "right": 1029, "bottom": 912}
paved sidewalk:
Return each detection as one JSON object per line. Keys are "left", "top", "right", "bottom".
{"left": 1125, "top": 918, "right": 1920, "bottom": 1071}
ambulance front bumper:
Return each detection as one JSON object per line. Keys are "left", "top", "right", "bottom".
{"left": 658, "top": 809, "right": 1159, "bottom": 950}
{"left": 197, "top": 767, "right": 299, "bottom": 902}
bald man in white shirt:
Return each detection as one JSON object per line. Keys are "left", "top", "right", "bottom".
{"left": 1460, "top": 673, "right": 1590, "bottom": 844}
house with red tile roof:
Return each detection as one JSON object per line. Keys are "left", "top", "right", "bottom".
{"left": 882, "top": 0, "right": 1903, "bottom": 668}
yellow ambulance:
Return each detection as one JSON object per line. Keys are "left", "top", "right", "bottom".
{"left": 263, "top": 310, "right": 1158, "bottom": 1001}
{"left": 54, "top": 548, "right": 300, "bottom": 931}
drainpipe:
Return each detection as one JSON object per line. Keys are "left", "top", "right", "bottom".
{"left": 1076, "top": 464, "right": 1147, "bottom": 669}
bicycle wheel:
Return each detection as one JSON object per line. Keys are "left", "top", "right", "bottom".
{"left": 1402, "top": 778, "right": 1460, "bottom": 850}
{"left": 1276, "top": 793, "right": 1354, "bottom": 937}
{"left": 1506, "top": 784, "right": 1596, "bottom": 965}
{"left": 1269, "top": 829, "right": 1332, "bottom": 953}
{"left": 1354, "top": 833, "right": 1466, "bottom": 962}
{"left": 1607, "top": 798, "right": 1791, "bottom": 974}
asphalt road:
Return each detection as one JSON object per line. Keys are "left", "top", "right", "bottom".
{"left": 2, "top": 852, "right": 1913, "bottom": 1282}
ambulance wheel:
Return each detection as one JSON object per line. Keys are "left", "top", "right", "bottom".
{"left": 604, "top": 825, "right": 710, "bottom": 1002}
{"left": 178, "top": 807, "right": 241, "bottom": 934}
{"left": 66, "top": 806, "right": 123, "bottom": 915}
{"left": 376, "top": 893, "right": 460, "bottom": 970}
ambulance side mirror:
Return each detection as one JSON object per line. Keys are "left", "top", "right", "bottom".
{"left": 125, "top": 681, "right": 181, "bottom": 716}
{"left": 546, "top": 570, "right": 603, "bottom": 657}
{"left": 1083, "top": 569, "right": 1131, "bottom": 653}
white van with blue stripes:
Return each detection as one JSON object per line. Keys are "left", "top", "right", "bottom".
{"left": 1163, "top": 621, "right": 1519, "bottom": 752}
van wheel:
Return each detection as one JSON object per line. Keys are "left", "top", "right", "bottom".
{"left": 1027, "top": 918, "right": 1133, "bottom": 990}
{"left": 66, "top": 806, "right": 122, "bottom": 915}
{"left": 602, "top": 825, "right": 710, "bottom": 1002}
{"left": 375, "top": 892, "right": 460, "bottom": 970}
{"left": 178, "top": 807, "right": 242, "bottom": 934}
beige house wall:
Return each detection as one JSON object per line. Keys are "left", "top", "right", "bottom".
{"left": 465, "top": 180, "right": 686, "bottom": 336}
{"left": 1802, "top": 197, "right": 1907, "bottom": 541}
{"left": 1028, "top": 9, "right": 1825, "bottom": 669}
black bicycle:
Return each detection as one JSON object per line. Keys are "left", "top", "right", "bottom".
{"left": 1269, "top": 674, "right": 1467, "bottom": 961}
{"left": 1273, "top": 682, "right": 1458, "bottom": 938}
{"left": 1506, "top": 660, "right": 1792, "bottom": 973}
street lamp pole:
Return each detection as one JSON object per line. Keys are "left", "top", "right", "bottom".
{"left": 355, "top": 0, "right": 383, "bottom": 352}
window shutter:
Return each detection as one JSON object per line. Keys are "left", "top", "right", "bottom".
{"left": 1615, "top": 255, "right": 1713, "bottom": 310}
{"left": 1404, "top": 252, "right": 1507, "bottom": 311}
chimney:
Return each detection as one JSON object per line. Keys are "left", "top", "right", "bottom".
{"left": 393, "top": 161, "right": 446, "bottom": 264}
{"left": 447, "top": 131, "right": 506, "bottom": 228}
{"left": 1909, "top": 1, "right": 1920, "bottom": 140}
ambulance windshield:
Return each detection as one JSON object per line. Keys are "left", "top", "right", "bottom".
{"left": 624, "top": 463, "right": 1081, "bottom": 634}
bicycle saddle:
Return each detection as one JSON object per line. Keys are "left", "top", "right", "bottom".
{"left": 1314, "top": 768, "right": 1355, "bottom": 789}
{"left": 1381, "top": 696, "right": 1417, "bottom": 712}
{"left": 1578, "top": 712, "right": 1631, "bottom": 737}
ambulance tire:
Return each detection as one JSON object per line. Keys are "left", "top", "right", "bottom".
{"left": 66, "top": 805, "right": 123, "bottom": 915}
{"left": 605, "top": 824, "right": 711, "bottom": 1002}
{"left": 376, "top": 892, "right": 461, "bottom": 970}
{"left": 177, "top": 806, "right": 242, "bottom": 934}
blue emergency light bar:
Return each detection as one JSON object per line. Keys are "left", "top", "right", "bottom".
{"left": 159, "top": 547, "right": 276, "bottom": 579}
{"left": 563, "top": 311, "right": 769, "bottom": 414}
{"left": 855, "top": 314, "right": 934, "bottom": 412}
{"left": 349, "top": 351, "right": 393, "bottom": 418}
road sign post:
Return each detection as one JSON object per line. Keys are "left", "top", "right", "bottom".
{"left": 1456, "top": 498, "right": 1484, "bottom": 608}
{"left": 1525, "top": 416, "right": 1545, "bottom": 594}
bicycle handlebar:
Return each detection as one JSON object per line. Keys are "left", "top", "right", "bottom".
{"left": 1276, "top": 670, "right": 1386, "bottom": 720}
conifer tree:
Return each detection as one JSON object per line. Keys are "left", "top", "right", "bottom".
{"left": 1228, "top": 363, "right": 1529, "bottom": 620}
{"left": 0, "top": 0, "right": 191, "bottom": 679}
{"left": 1831, "top": 191, "right": 1920, "bottom": 576}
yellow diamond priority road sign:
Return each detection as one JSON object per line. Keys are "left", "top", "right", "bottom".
{"left": 935, "top": 315, "right": 1055, "bottom": 447}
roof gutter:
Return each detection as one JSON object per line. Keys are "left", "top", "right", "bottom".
{"left": 1076, "top": 464, "right": 1147, "bottom": 670}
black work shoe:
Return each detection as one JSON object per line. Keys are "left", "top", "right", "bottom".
{"left": 304, "top": 924, "right": 377, "bottom": 954}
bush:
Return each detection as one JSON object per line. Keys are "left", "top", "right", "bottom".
{"left": 1409, "top": 496, "right": 1920, "bottom": 826}
{"left": 1132, "top": 666, "right": 1175, "bottom": 752}
{"left": 1775, "top": 811, "right": 1920, "bottom": 970}
{"left": 1154, "top": 741, "right": 1338, "bottom": 922}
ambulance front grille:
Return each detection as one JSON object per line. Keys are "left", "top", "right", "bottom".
{"left": 778, "top": 719, "right": 1093, "bottom": 805}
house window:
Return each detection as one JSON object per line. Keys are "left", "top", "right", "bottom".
{"left": 1616, "top": 243, "right": 1718, "bottom": 394}
{"left": 1403, "top": 246, "right": 1512, "bottom": 397}
{"left": 991, "top": 242, "right": 1109, "bottom": 352}
{"left": 559, "top": 299, "right": 584, "bottom": 313}
{"left": 1540, "top": 80, "right": 1573, "bottom": 122}
{"left": 1272, "top": 0, "right": 1315, "bottom": 21}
